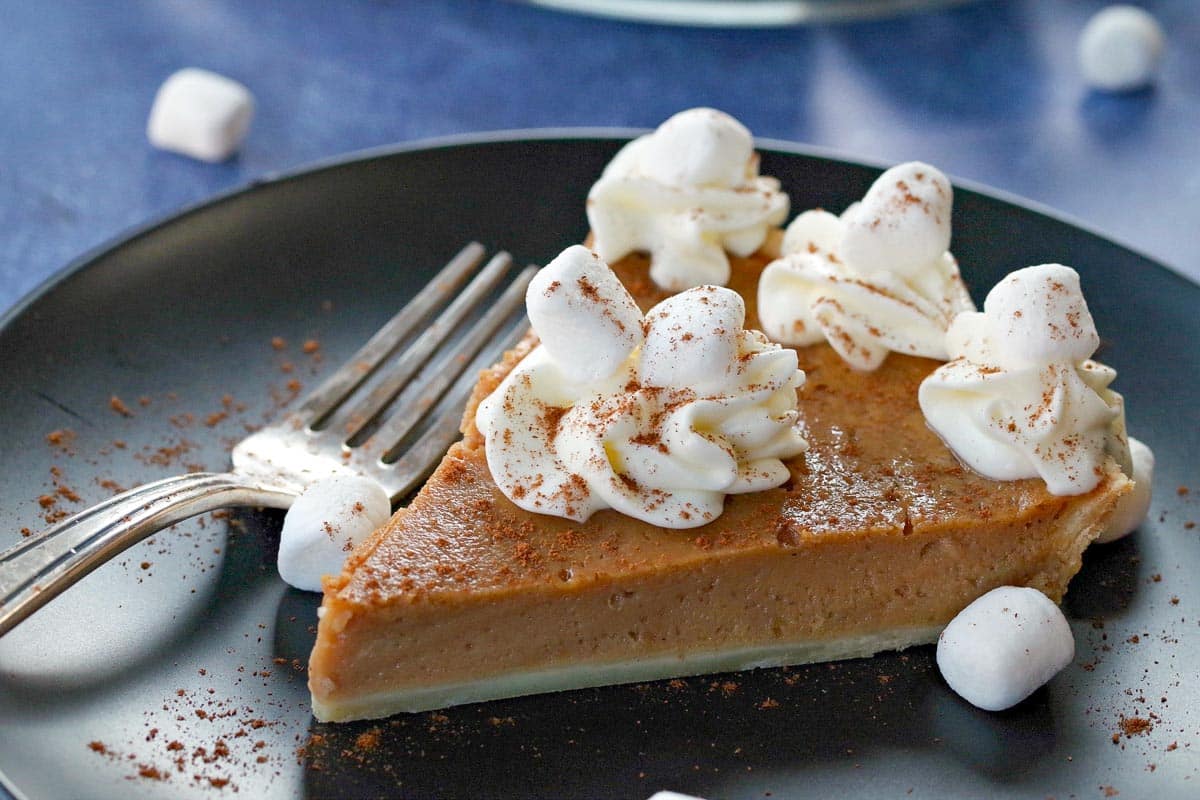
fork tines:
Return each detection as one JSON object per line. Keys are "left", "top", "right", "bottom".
{"left": 300, "top": 242, "right": 535, "bottom": 487}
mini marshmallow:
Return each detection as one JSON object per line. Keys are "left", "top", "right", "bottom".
{"left": 937, "top": 586, "right": 1075, "bottom": 711}
{"left": 639, "top": 108, "right": 753, "bottom": 188}
{"left": 1096, "top": 436, "right": 1155, "bottom": 543}
{"left": 840, "top": 161, "right": 952, "bottom": 280}
{"left": 970, "top": 264, "right": 1100, "bottom": 369}
{"left": 1078, "top": 5, "right": 1165, "bottom": 92}
{"left": 277, "top": 473, "right": 391, "bottom": 592}
{"left": 646, "top": 792, "right": 707, "bottom": 800}
{"left": 639, "top": 285, "right": 743, "bottom": 394}
{"left": 147, "top": 68, "right": 255, "bottom": 162}
{"left": 527, "top": 245, "right": 644, "bottom": 384}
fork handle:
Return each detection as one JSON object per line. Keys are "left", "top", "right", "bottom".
{"left": 0, "top": 472, "right": 295, "bottom": 637}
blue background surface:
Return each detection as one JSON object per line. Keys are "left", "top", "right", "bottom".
{"left": 1, "top": 0, "right": 1197, "bottom": 315}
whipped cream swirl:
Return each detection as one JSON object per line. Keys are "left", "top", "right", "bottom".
{"left": 758, "top": 161, "right": 975, "bottom": 370}
{"left": 919, "top": 264, "right": 1132, "bottom": 496}
{"left": 587, "top": 107, "right": 789, "bottom": 292}
{"left": 476, "top": 245, "right": 807, "bottom": 528}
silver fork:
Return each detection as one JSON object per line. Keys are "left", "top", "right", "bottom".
{"left": 0, "top": 243, "right": 536, "bottom": 637}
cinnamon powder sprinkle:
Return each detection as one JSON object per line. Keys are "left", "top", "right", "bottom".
{"left": 45, "top": 428, "right": 75, "bottom": 447}
{"left": 354, "top": 728, "right": 381, "bottom": 751}
{"left": 577, "top": 276, "right": 601, "bottom": 302}
{"left": 1118, "top": 716, "right": 1152, "bottom": 737}
{"left": 109, "top": 395, "right": 133, "bottom": 417}
{"left": 513, "top": 541, "right": 541, "bottom": 568}
{"left": 98, "top": 478, "right": 126, "bottom": 494}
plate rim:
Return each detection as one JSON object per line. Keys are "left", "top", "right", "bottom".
{"left": 2, "top": 128, "right": 1193, "bottom": 338}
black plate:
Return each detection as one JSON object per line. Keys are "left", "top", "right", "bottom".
{"left": 1, "top": 135, "right": 1196, "bottom": 800}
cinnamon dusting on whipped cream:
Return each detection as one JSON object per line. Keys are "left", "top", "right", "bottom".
{"left": 758, "top": 162, "right": 974, "bottom": 370}
{"left": 919, "top": 264, "right": 1134, "bottom": 497}
{"left": 475, "top": 246, "right": 806, "bottom": 528}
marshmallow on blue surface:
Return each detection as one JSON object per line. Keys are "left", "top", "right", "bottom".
{"left": 1078, "top": 5, "right": 1166, "bottom": 92}
{"left": 147, "top": 68, "right": 255, "bottom": 162}
{"left": 936, "top": 586, "right": 1075, "bottom": 711}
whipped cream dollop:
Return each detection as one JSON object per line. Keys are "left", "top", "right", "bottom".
{"left": 587, "top": 107, "right": 789, "bottom": 291}
{"left": 476, "top": 245, "right": 807, "bottom": 529}
{"left": 758, "top": 162, "right": 975, "bottom": 370}
{"left": 919, "top": 264, "right": 1134, "bottom": 496}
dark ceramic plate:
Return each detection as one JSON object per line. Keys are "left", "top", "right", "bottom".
{"left": 1, "top": 135, "right": 1196, "bottom": 800}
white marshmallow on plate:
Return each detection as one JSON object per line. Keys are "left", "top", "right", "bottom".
{"left": 1078, "top": 5, "right": 1166, "bottom": 92}
{"left": 147, "top": 68, "right": 255, "bottom": 162}
{"left": 936, "top": 586, "right": 1075, "bottom": 711}
{"left": 1095, "top": 436, "right": 1155, "bottom": 543}
{"left": 277, "top": 473, "right": 391, "bottom": 592}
